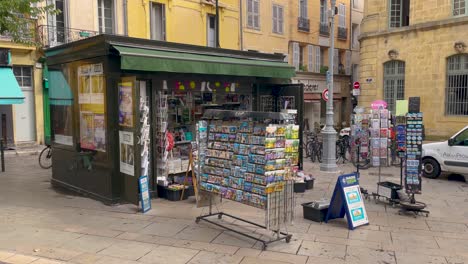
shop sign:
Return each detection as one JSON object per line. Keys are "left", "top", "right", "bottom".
{"left": 296, "top": 79, "right": 341, "bottom": 94}
{"left": 371, "top": 100, "right": 387, "bottom": 110}
{"left": 325, "top": 173, "right": 369, "bottom": 230}
{"left": 352, "top": 89, "right": 360, "bottom": 96}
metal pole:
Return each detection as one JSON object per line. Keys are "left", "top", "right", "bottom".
{"left": 320, "top": 0, "right": 338, "bottom": 172}
{"left": 216, "top": 0, "right": 220, "bottom": 48}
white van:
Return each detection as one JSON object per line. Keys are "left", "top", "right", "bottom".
{"left": 422, "top": 126, "right": 468, "bottom": 179}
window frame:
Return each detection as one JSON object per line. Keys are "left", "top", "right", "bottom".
{"left": 150, "top": 2, "right": 166, "bottom": 41}
{"left": 453, "top": 0, "right": 467, "bottom": 17}
{"left": 388, "top": 0, "right": 402, "bottom": 28}
{"left": 320, "top": 0, "right": 327, "bottom": 24}
{"left": 98, "top": 0, "right": 115, "bottom": 34}
{"left": 446, "top": 54, "right": 468, "bottom": 116}
{"left": 299, "top": 0, "right": 308, "bottom": 19}
{"left": 246, "top": 0, "right": 260, "bottom": 30}
{"left": 272, "top": 4, "right": 284, "bottom": 34}
{"left": 338, "top": 4, "right": 346, "bottom": 28}
{"left": 13, "top": 66, "right": 33, "bottom": 91}
{"left": 383, "top": 60, "right": 406, "bottom": 113}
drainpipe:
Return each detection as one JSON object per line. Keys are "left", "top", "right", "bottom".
{"left": 39, "top": 57, "right": 51, "bottom": 146}
{"left": 123, "top": 0, "right": 128, "bottom": 36}
{"left": 216, "top": 0, "right": 220, "bottom": 48}
{"left": 239, "top": 0, "right": 243, "bottom": 50}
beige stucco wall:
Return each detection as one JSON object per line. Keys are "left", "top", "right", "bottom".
{"left": 360, "top": 0, "right": 468, "bottom": 138}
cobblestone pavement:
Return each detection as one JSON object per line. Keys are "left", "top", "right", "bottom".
{"left": 0, "top": 155, "right": 467, "bottom": 264}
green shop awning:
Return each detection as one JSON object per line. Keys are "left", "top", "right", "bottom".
{"left": 113, "top": 45, "right": 295, "bottom": 79}
{"left": 0, "top": 67, "right": 24, "bottom": 104}
{"left": 49, "top": 70, "right": 73, "bottom": 106}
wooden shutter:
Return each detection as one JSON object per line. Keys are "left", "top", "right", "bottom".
{"left": 272, "top": 5, "right": 277, "bottom": 33}
{"left": 345, "top": 50, "right": 351, "bottom": 75}
{"left": 247, "top": 0, "right": 253, "bottom": 27}
{"left": 315, "top": 46, "right": 321, "bottom": 73}
{"left": 278, "top": 6, "right": 283, "bottom": 34}
{"left": 308, "top": 45, "right": 314, "bottom": 73}
{"left": 293, "top": 42, "right": 300, "bottom": 71}
{"left": 253, "top": 0, "right": 259, "bottom": 29}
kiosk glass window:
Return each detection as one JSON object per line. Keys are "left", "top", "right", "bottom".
{"left": 77, "top": 63, "right": 107, "bottom": 152}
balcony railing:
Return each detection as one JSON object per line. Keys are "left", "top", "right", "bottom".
{"left": 38, "top": 25, "right": 99, "bottom": 48}
{"left": 338, "top": 27, "right": 347, "bottom": 40}
{"left": 319, "top": 23, "right": 329, "bottom": 36}
{"left": 298, "top": 17, "right": 310, "bottom": 32}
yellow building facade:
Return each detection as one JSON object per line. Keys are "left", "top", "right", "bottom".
{"left": 360, "top": 0, "right": 468, "bottom": 138}
{"left": 127, "top": 0, "right": 240, "bottom": 50}
{"left": 0, "top": 39, "right": 44, "bottom": 146}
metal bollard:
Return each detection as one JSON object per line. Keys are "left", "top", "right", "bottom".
{"left": 1, "top": 139, "right": 4, "bottom": 172}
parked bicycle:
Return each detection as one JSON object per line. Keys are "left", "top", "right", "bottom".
{"left": 303, "top": 131, "right": 316, "bottom": 158}
{"left": 39, "top": 145, "right": 52, "bottom": 169}
{"left": 336, "top": 137, "right": 351, "bottom": 163}
{"left": 307, "top": 134, "right": 323, "bottom": 163}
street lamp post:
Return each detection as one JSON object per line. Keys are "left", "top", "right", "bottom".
{"left": 320, "top": 0, "right": 338, "bottom": 172}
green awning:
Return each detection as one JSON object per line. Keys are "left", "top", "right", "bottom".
{"left": 0, "top": 67, "right": 24, "bottom": 104}
{"left": 49, "top": 70, "right": 73, "bottom": 106}
{"left": 113, "top": 45, "right": 295, "bottom": 79}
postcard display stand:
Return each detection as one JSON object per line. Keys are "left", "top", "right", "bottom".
{"left": 399, "top": 112, "right": 429, "bottom": 217}
{"left": 156, "top": 91, "right": 169, "bottom": 182}
{"left": 195, "top": 110, "right": 295, "bottom": 250}
{"left": 350, "top": 110, "right": 370, "bottom": 170}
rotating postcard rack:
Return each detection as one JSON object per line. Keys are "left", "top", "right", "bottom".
{"left": 195, "top": 110, "right": 296, "bottom": 250}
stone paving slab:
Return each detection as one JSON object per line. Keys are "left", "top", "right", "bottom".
{"left": 0, "top": 156, "right": 468, "bottom": 264}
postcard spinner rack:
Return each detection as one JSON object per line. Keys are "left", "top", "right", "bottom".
{"left": 195, "top": 109, "right": 296, "bottom": 250}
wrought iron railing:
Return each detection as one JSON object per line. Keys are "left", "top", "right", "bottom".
{"left": 298, "top": 17, "right": 310, "bottom": 32}
{"left": 38, "top": 25, "right": 99, "bottom": 48}
{"left": 338, "top": 27, "right": 348, "bottom": 40}
{"left": 319, "top": 23, "right": 329, "bottom": 36}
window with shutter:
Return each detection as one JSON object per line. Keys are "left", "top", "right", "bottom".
{"left": 247, "top": 0, "right": 253, "bottom": 27}
{"left": 272, "top": 5, "right": 284, "bottom": 34}
{"left": 293, "top": 42, "right": 300, "bottom": 71}
{"left": 278, "top": 6, "right": 283, "bottom": 34}
{"left": 253, "top": 0, "right": 260, "bottom": 29}
{"left": 273, "top": 5, "right": 278, "bottom": 33}
{"left": 315, "top": 46, "right": 321, "bottom": 73}
{"left": 338, "top": 4, "right": 346, "bottom": 28}
{"left": 308, "top": 45, "right": 314, "bottom": 73}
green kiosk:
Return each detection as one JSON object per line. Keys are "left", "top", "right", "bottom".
{"left": 45, "top": 35, "right": 303, "bottom": 205}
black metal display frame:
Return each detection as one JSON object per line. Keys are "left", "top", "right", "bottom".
{"left": 195, "top": 109, "right": 295, "bottom": 250}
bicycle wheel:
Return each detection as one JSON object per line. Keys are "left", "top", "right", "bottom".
{"left": 353, "top": 158, "right": 371, "bottom": 170}
{"left": 317, "top": 144, "right": 323, "bottom": 163}
{"left": 39, "top": 146, "right": 52, "bottom": 169}
{"left": 305, "top": 141, "right": 313, "bottom": 158}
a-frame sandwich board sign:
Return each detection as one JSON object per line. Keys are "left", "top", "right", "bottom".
{"left": 325, "top": 173, "right": 369, "bottom": 230}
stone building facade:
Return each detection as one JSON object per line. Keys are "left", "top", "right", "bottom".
{"left": 359, "top": 0, "right": 468, "bottom": 138}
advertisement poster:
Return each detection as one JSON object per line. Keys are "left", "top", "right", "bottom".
{"left": 94, "top": 114, "right": 106, "bottom": 151}
{"left": 139, "top": 176, "right": 151, "bottom": 213}
{"left": 343, "top": 185, "right": 369, "bottom": 227}
{"left": 78, "top": 64, "right": 104, "bottom": 105}
{"left": 119, "top": 131, "right": 134, "bottom": 176}
{"left": 80, "top": 112, "right": 95, "bottom": 150}
{"left": 119, "top": 82, "right": 134, "bottom": 127}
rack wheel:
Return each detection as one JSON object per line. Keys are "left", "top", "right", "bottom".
{"left": 195, "top": 218, "right": 200, "bottom": 224}
{"left": 262, "top": 244, "right": 267, "bottom": 251}
{"left": 218, "top": 214, "right": 222, "bottom": 219}
{"left": 286, "top": 236, "right": 291, "bottom": 243}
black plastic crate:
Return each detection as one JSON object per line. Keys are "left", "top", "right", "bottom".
{"left": 294, "top": 182, "right": 306, "bottom": 193}
{"left": 302, "top": 202, "right": 329, "bottom": 222}
{"left": 377, "top": 181, "right": 402, "bottom": 200}
{"left": 166, "top": 188, "right": 189, "bottom": 201}
{"left": 305, "top": 179, "right": 315, "bottom": 190}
